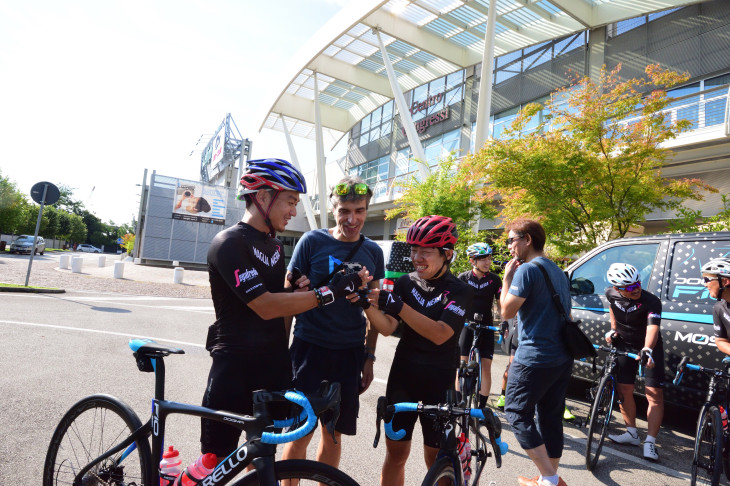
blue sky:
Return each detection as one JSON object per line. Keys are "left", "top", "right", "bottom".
{"left": 0, "top": 0, "right": 348, "bottom": 225}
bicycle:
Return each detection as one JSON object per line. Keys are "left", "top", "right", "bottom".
{"left": 373, "top": 390, "right": 507, "bottom": 485}
{"left": 43, "top": 339, "right": 360, "bottom": 486}
{"left": 673, "top": 355, "right": 730, "bottom": 485}
{"left": 457, "top": 320, "right": 502, "bottom": 458}
{"left": 584, "top": 343, "right": 643, "bottom": 471}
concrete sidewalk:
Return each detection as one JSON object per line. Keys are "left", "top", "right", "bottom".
{"left": 57, "top": 254, "right": 210, "bottom": 287}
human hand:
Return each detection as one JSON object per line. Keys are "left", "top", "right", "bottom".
{"left": 640, "top": 347, "right": 654, "bottom": 368}
{"left": 503, "top": 257, "right": 522, "bottom": 280}
{"left": 287, "top": 267, "right": 310, "bottom": 292}
{"left": 348, "top": 288, "right": 371, "bottom": 309}
{"left": 360, "top": 360, "right": 374, "bottom": 394}
{"left": 378, "top": 290, "right": 404, "bottom": 317}
{"left": 327, "top": 271, "right": 363, "bottom": 299}
{"left": 605, "top": 330, "right": 616, "bottom": 344}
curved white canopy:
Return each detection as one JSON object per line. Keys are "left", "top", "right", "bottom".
{"left": 260, "top": 0, "right": 704, "bottom": 145}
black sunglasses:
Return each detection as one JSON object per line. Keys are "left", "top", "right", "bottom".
{"left": 507, "top": 235, "right": 524, "bottom": 245}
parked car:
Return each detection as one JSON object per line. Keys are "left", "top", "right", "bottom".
{"left": 76, "top": 244, "right": 102, "bottom": 253}
{"left": 9, "top": 235, "right": 46, "bottom": 255}
{"left": 373, "top": 240, "right": 414, "bottom": 280}
{"left": 565, "top": 231, "right": 730, "bottom": 411}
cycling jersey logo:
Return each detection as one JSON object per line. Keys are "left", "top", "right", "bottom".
{"left": 444, "top": 301, "right": 466, "bottom": 317}
{"left": 329, "top": 255, "right": 342, "bottom": 274}
{"left": 648, "top": 312, "right": 661, "bottom": 319}
{"left": 234, "top": 268, "right": 259, "bottom": 287}
{"left": 271, "top": 245, "right": 281, "bottom": 267}
{"left": 345, "top": 282, "right": 355, "bottom": 293}
{"left": 253, "top": 247, "right": 271, "bottom": 266}
{"left": 615, "top": 302, "right": 641, "bottom": 313}
{"left": 468, "top": 280, "right": 492, "bottom": 290}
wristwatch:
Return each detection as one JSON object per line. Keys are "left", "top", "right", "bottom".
{"left": 314, "top": 286, "right": 335, "bottom": 308}
{"left": 365, "top": 352, "right": 376, "bottom": 362}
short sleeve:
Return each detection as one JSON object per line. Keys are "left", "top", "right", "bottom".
{"left": 509, "top": 263, "right": 533, "bottom": 299}
{"left": 439, "top": 285, "right": 473, "bottom": 331}
{"left": 215, "top": 239, "right": 268, "bottom": 303}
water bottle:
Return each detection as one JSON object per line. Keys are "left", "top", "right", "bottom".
{"left": 159, "top": 446, "right": 182, "bottom": 486}
{"left": 174, "top": 453, "right": 218, "bottom": 485}
{"left": 721, "top": 406, "right": 728, "bottom": 432}
{"left": 382, "top": 279, "right": 394, "bottom": 292}
{"left": 457, "top": 432, "right": 472, "bottom": 485}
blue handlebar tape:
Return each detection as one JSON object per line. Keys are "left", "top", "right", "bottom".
{"left": 688, "top": 363, "right": 701, "bottom": 371}
{"left": 261, "top": 391, "right": 316, "bottom": 444}
{"left": 384, "top": 403, "right": 419, "bottom": 440}
{"left": 273, "top": 409, "right": 307, "bottom": 428}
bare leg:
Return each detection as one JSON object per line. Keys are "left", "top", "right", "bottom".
{"left": 524, "top": 444, "right": 557, "bottom": 477}
{"left": 481, "top": 357, "right": 493, "bottom": 398}
{"left": 616, "top": 383, "right": 637, "bottom": 428}
{"left": 645, "top": 386, "right": 664, "bottom": 438}
{"left": 381, "top": 439, "right": 411, "bottom": 486}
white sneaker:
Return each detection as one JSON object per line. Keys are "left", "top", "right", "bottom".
{"left": 608, "top": 430, "right": 640, "bottom": 446}
{"left": 644, "top": 441, "right": 659, "bottom": 461}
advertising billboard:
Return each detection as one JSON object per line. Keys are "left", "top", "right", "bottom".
{"left": 172, "top": 179, "right": 228, "bottom": 225}
{"left": 210, "top": 127, "right": 226, "bottom": 168}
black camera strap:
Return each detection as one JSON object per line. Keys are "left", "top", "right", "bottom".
{"left": 314, "top": 234, "right": 365, "bottom": 288}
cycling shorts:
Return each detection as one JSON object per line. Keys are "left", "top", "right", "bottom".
{"left": 615, "top": 339, "right": 665, "bottom": 388}
{"left": 290, "top": 337, "right": 364, "bottom": 436}
{"left": 458, "top": 326, "right": 495, "bottom": 360}
{"left": 385, "top": 354, "right": 456, "bottom": 448}
{"left": 200, "top": 348, "right": 292, "bottom": 456}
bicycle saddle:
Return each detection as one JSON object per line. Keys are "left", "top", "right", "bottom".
{"left": 129, "top": 339, "right": 184, "bottom": 372}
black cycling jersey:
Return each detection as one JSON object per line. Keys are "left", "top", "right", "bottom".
{"left": 457, "top": 270, "right": 501, "bottom": 324}
{"left": 605, "top": 287, "right": 662, "bottom": 349}
{"left": 206, "top": 222, "right": 287, "bottom": 353}
{"left": 712, "top": 299, "right": 730, "bottom": 340}
{"left": 393, "top": 271, "right": 473, "bottom": 370}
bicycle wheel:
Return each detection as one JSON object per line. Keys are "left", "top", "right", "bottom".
{"left": 585, "top": 374, "right": 615, "bottom": 471}
{"left": 43, "top": 394, "right": 152, "bottom": 486}
{"left": 692, "top": 405, "right": 723, "bottom": 486}
{"left": 421, "top": 456, "right": 458, "bottom": 486}
{"left": 234, "top": 459, "right": 359, "bottom": 486}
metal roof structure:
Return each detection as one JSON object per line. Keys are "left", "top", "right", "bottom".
{"left": 260, "top": 0, "right": 704, "bottom": 146}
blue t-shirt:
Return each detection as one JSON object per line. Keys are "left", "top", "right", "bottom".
{"left": 509, "top": 257, "right": 571, "bottom": 367}
{"left": 289, "top": 229, "right": 385, "bottom": 349}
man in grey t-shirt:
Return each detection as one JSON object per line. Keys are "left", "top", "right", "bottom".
{"left": 282, "top": 176, "right": 384, "bottom": 469}
{"left": 500, "top": 219, "right": 572, "bottom": 486}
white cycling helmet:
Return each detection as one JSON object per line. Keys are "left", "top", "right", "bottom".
{"left": 467, "top": 242, "right": 493, "bottom": 258}
{"left": 701, "top": 258, "right": 730, "bottom": 278}
{"left": 606, "top": 263, "right": 640, "bottom": 287}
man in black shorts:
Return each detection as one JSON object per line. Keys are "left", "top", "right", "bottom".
{"left": 201, "top": 159, "right": 362, "bottom": 461}
{"left": 702, "top": 258, "right": 730, "bottom": 355}
{"left": 604, "top": 263, "right": 663, "bottom": 461}
{"left": 282, "top": 176, "right": 384, "bottom": 470}
{"left": 457, "top": 242, "right": 501, "bottom": 407}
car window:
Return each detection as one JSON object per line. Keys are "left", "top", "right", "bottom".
{"left": 570, "top": 243, "right": 660, "bottom": 296}
{"left": 667, "top": 239, "right": 730, "bottom": 303}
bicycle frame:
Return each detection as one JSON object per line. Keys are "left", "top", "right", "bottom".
{"left": 71, "top": 341, "right": 326, "bottom": 486}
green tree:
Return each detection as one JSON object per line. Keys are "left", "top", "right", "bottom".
{"left": 0, "top": 171, "right": 28, "bottom": 235}
{"left": 66, "top": 213, "right": 87, "bottom": 243}
{"left": 471, "top": 64, "right": 714, "bottom": 256}
{"left": 56, "top": 184, "right": 86, "bottom": 215}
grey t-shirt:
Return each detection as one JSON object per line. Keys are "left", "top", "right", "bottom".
{"left": 508, "top": 256, "right": 572, "bottom": 367}
{"left": 289, "top": 229, "right": 385, "bottom": 349}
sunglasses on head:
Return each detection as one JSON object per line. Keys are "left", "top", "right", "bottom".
{"left": 618, "top": 282, "right": 641, "bottom": 292}
{"left": 333, "top": 182, "right": 369, "bottom": 196}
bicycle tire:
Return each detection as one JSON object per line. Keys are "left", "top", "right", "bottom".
{"left": 585, "top": 374, "right": 615, "bottom": 471}
{"left": 233, "top": 459, "right": 359, "bottom": 486}
{"left": 43, "top": 394, "right": 153, "bottom": 486}
{"left": 692, "top": 405, "right": 723, "bottom": 486}
{"left": 421, "top": 456, "right": 458, "bottom": 486}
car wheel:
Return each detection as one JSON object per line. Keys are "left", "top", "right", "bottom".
{"left": 34, "top": 248, "right": 38, "bottom": 255}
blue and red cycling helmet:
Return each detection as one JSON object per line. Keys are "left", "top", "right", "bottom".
{"left": 238, "top": 158, "right": 307, "bottom": 199}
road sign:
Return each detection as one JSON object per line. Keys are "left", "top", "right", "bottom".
{"left": 116, "top": 237, "right": 124, "bottom": 244}
{"left": 30, "top": 182, "right": 60, "bottom": 205}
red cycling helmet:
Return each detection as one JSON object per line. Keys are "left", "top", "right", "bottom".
{"left": 406, "top": 215, "right": 458, "bottom": 249}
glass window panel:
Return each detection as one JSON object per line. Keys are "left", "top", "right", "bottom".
{"left": 495, "top": 70, "right": 518, "bottom": 84}
{"left": 705, "top": 98, "right": 726, "bottom": 127}
{"left": 706, "top": 73, "right": 730, "bottom": 88}
{"left": 369, "top": 126, "right": 381, "bottom": 142}
{"left": 442, "top": 129, "right": 460, "bottom": 154}
{"left": 569, "top": 243, "right": 659, "bottom": 296}
{"left": 382, "top": 100, "right": 394, "bottom": 121}
{"left": 371, "top": 106, "right": 383, "bottom": 126}
{"left": 446, "top": 71, "right": 464, "bottom": 91}
{"left": 667, "top": 240, "right": 730, "bottom": 303}
{"left": 381, "top": 120, "right": 392, "bottom": 138}
{"left": 361, "top": 113, "right": 371, "bottom": 132}
{"left": 445, "top": 85, "right": 463, "bottom": 106}
{"left": 429, "top": 76, "right": 446, "bottom": 96}
{"left": 359, "top": 133, "right": 369, "bottom": 147}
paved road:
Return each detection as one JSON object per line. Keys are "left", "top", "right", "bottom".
{"left": 1, "top": 253, "right": 697, "bottom": 485}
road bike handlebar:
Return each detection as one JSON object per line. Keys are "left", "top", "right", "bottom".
{"left": 464, "top": 321, "right": 503, "bottom": 344}
{"left": 373, "top": 398, "right": 508, "bottom": 460}
{"left": 592, "top": 344, "right": 645, "bottom": 377}
{"left": 261, "top": 391, "right": 317, "bottom": 444}
{"left": 673, "top": 355, "right": 730, "bottom": 386}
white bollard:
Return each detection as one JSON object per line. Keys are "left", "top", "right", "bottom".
{"left": 59, "top": 254, "right": 70, "bottom": 269}
{"left": 173, "top": 267, "right": 184, "bottom": 284}
{"left": 98, "top": 255, "right": 106, "bottom": 267}
{"left": 114, "top": 261, "right": 125, "bottom": 279}
{"left": 71, "top": 256, "right": 83, "bottom": 273}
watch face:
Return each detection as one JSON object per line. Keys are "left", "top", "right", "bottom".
{"left": 318, "top": 286, "right": 335, "bottom": 305}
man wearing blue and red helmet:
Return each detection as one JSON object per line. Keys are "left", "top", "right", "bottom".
{"left": 200, "top": 159, "right": 363, "bottom": 461}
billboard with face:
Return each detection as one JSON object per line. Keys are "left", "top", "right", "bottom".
{"left": 172, "top": 179, "right": 228, "bottom": 225}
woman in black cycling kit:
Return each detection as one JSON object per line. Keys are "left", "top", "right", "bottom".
{"left": 362, "top": 215, "right": 473, "bottom": 486}
{"left": 604, "top": 263, "right": 663, "bottom": 462}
